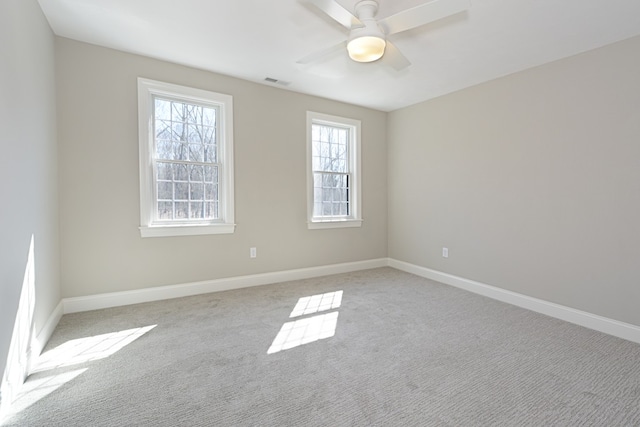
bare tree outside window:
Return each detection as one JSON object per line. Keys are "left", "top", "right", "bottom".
{"left": 154, "top": 98, "right": 219, "bottom": 221}
{"left": 311, "top": 123, "right": 351, "bottom": 218}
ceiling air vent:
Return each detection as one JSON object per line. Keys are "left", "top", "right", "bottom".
{"left": 264, "top": 77, "right": 291, "bottom": 86}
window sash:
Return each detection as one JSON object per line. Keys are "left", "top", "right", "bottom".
{"left": 311, "top": 122, "right": 354, "bottom": 221}
{"left": 311, "top": 123, "right": 350, "bottom": 175}
{"left": 152, "top": 160, "right": 222, "bottom": 224}
{"left": 312, "top": 171, "right": 351, "bottom": 218}
{"left": 151, "top": 95, "right": 222, "bottom": 224}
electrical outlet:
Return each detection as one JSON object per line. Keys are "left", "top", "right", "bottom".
{"left": 250, "top": 247, "right": 257, "bottom": 258}
{"left": 442, "top": 247, "right": 449, "bottom": 258}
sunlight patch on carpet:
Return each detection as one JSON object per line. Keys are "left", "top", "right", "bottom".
{"left": 289, "top": 290, "right": 342, "bottom": 318}
{"left": 2, "top": 325, "right": 158, "bottom": 421}
{"left": 268, "top": 312, "right": 339, "bottom": 354}
{"left": 33, "top": 325, "right": 157, "bottom": 372}
{"left": 5, "top": 368, "right": 88, "bottom": 417}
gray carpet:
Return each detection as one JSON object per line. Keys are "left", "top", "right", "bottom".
{"left": 3, "top": 267, "right": 640, "bottom": 426}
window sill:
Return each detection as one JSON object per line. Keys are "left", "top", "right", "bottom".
{"left": 140, "top": 223, "right": 236, "bottom": 238}
{"left": 307, "top": 219, "right": 363, "bottom": 230}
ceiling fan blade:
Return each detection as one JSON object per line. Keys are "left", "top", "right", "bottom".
{"left": 382, "top": 41, "right": 411, "bottom": 71}
{"left": 297, "top": 41, "right": 347, "bottom": 65}
{"left": 303, "top": 0, "right": 362, "bottom": 29}
{"left": 379, "top": 0, "right": 469, "bottom": 35}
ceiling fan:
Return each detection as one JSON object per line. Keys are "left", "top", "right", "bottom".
{"left": 298, "top": 0, "right": 469, "bottom": 70}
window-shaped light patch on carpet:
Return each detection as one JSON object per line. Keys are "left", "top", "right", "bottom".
{"left": 289, "top": 290, "right": 342, "bottom": 317}
{"left": 268, "top": 291, "right": 342, "bottom": 354}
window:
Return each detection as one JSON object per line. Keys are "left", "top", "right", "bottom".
{"left": 138, "top": 78, "right": 234, "bottom": 237}
{"left": 307, "top": 111, "right": 362, "bottom": 229}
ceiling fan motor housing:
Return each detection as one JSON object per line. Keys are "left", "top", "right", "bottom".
{"left": 347, "top": 0, "right": 386, "bottom": 62}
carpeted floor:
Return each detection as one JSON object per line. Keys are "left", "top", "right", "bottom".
{"left": 3, "top": 267, "right": 640, "bottom": 426}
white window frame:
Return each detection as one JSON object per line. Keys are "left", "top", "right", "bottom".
{"left": 137, "top": 78, "right": 235, "bottom": 237}
{"left": 306, "top": 111, "right": 362, "bottom": 230}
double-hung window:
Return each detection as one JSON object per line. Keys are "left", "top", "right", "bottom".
{"left": 138, "top": 78, "right": 234, "bottom": 237}
{"left": 307, "top": 111, "right": 362, "bottom": 229}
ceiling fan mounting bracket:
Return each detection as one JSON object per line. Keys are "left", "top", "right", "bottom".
{"left": 354, "top": 0, "right": 379, "bottom": 20}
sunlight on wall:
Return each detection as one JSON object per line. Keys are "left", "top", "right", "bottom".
{"left": 268, "top": 290, "right": 343, "bottom": 354}
{"left": 1, "top": 235, "right": 36, "bottom": 421}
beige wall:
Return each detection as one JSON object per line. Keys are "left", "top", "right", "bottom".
{"left": 0, "top": 0, "right": 60, "bottom": 386}
{"left": 56, "top": 38, "right": 388, "bottom": 298}
{"left": 10, "top": 7, "right": 637, "bottom": 347}
{"left": 388, "top": 35, "right": 640, "bottom": 326}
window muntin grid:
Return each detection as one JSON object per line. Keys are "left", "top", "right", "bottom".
{"left": 311, "top": 123, "right": 351, "bottom": 219}
{"left": 153, "top": 97, "right": 220, "bottom": 223}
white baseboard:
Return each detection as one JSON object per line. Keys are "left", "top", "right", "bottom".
{"left": 63, "top": 258, "right": 388, "bottom": 314}
{"left": 40, "top": 257, "right": 640, "bottom": 354}
{"left": 388, "top": 259, "right": 640, "bottom": 345}
{"left": 32, "top": 301, "right": 63, "bottom": 358}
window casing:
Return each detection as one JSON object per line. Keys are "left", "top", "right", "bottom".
{"left": 138, "top": 78, "right": 234, "bottom": 237}
{"left": 307, "top": 111, "right": 362, "bottom": 229}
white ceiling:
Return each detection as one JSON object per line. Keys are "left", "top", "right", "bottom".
{"left": 38, "top": 0, "right": 640, "bottom": 112}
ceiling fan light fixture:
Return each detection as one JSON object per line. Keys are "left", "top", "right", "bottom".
{"left": 347, "top": 35, "right": 386, "bottom": 62}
